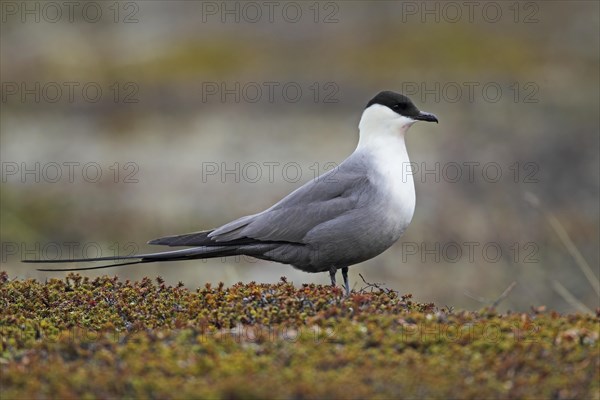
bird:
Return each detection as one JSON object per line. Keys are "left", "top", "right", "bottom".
{"left": 25, "top": 91, "right": 438, "bottom": 295}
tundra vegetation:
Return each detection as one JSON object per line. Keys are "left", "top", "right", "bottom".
{"left": 1, "top": 272, "right": 598, "bottom": 399}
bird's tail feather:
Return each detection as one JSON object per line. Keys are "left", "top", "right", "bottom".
{"left": 22, "top": 246, "right": 238, "bottom": 271}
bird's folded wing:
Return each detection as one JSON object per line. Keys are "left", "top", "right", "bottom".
{"left": 149, "top": 164, "right": 372, "bottom": 247}
{"left": 210, "top": 166, "right": 371, "bottom": 243}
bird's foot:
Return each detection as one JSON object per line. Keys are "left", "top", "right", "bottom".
{"left": 342, "top": 267, "right": 350, "bottom": 297}
{"left": 329, "top": 266, "right": 350, "bottom": 297}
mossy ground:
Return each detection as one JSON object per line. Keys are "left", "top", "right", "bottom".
{"left": 1, "top": 272, "right": 598, "bottom": 399}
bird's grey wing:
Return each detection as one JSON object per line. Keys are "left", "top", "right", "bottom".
{"left": 149, "top": 159, "right": 373, "bottom": 247}
{"left": 209, "top": 161, "right": 372, "bottom": 243}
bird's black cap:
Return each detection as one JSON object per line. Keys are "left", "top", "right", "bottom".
{"left": 366, "top": 91, "right": 438, "bottom": 123}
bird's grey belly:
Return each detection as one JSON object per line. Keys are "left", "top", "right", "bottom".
{"left": 258, "top": 202, "right": 412, "bottom": 273}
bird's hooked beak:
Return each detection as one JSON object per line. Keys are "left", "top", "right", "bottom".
{"left": 413, "top": 111, "right": 439, "bottom": 123}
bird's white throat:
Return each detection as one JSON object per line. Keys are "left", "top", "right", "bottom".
{"left": 355, "top": 104, "right": 416, "bottom": 225}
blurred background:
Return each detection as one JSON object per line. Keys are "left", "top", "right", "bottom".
{"left": 1, "top": 1, "right": 598, "bottom": 312}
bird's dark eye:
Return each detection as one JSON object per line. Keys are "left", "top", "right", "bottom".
{"left": 393, "top": 103, "right": 405, "bottom": 110}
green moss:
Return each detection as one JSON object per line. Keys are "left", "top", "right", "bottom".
{"left": 1, "top": 272, "right": 598, "bottom": 399}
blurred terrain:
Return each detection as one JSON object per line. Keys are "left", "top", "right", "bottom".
{"left": 1, "top": 1, "right": 598, "bottom": 312}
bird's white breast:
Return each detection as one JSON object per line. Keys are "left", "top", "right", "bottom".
{"left": 364, "top": 135, "right": 416, "bottom": 230}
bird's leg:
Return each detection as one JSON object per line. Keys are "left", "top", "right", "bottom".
{"left": 341, "top": 267, "right": 350, "bottom": 296}
{"left": 329, "top": 266, "right": 337, "bottom": 287}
